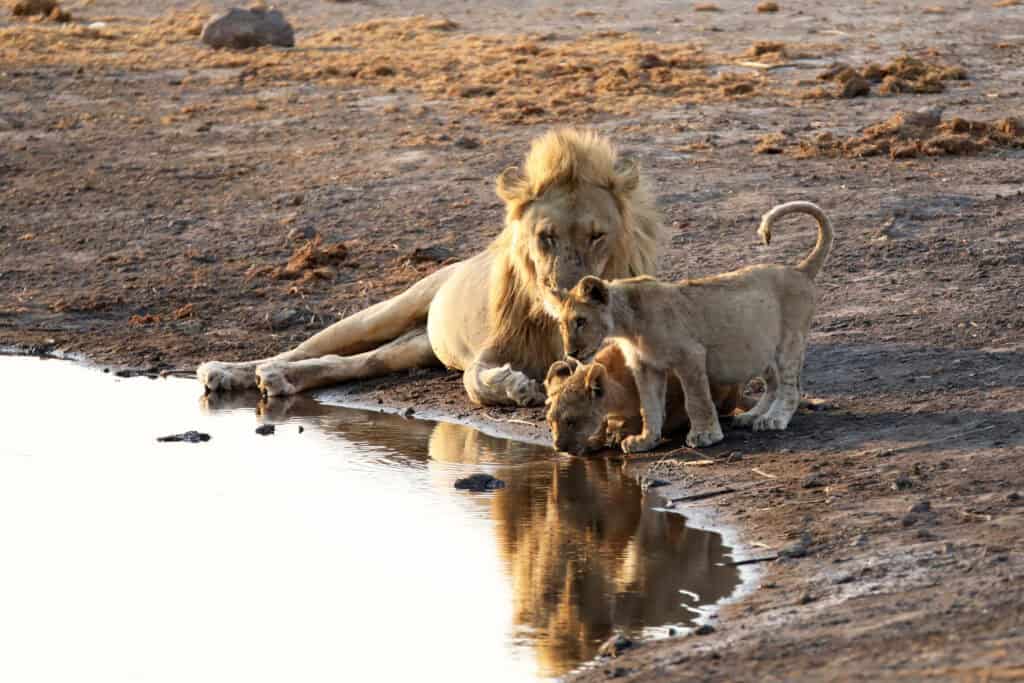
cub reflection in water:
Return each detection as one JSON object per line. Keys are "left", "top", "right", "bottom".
{"left": 201, "top": 394, "right": 739, "bottom": 677}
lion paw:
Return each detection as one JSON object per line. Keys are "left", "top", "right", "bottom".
{"left": 256, "top": 362, "right": 298, "bottom": 397}
{"left": 685, "top": 427, "right": 724, "bottom": 448}
{"left": 621, "top": 434, "right": 658, "bottom": 454}
{"left": 508, "top": 374, "right": 545, "bottom": 407}
{"left": 197, "top": 361, "right": 258, "bottom": 393}
{"left": 753, "top": 414, "right": 790, "bottom": 432}
{"left": 732, "top": 411, "right": 759, "bottom": 429}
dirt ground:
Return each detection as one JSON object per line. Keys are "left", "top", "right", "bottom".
{"left": 2, "top": 0, "right": 1024, "bottom": 680}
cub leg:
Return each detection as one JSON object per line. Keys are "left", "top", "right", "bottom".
{"left": 675, "top": 356, "right": 724, "bottom": 448}
{"left": 755, "top": 335, "right": 806, "bottom": 431}
{"left": 733, "top": 365, "right": 779, "bottom": 429}
{"left": 620, "top": 367, "right": 667, "bottom": 454}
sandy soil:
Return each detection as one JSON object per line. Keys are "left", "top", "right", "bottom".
{"left": 2, "top": 0, "right": 1024, "bottom": 680}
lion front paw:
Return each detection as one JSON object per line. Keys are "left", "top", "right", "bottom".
{"left": 685, "top": 426, "right": 724, "bottom": 448}
{"left": 753, "top": 414, "right": 790, "bottom": 432}
{"left": 197, "top": 361, "right": 258, "bottom": 393}
{"left": 508, "top": 373, "right": 545, "bottom": 407}
{"left": 621, "top": 433, "right": 659, "bottom": 454}
{"left": 732, "top": 411, "right": 758, "bottom": 429}
{"left": 256, "top": 362, "right": 298, "bottom": 397}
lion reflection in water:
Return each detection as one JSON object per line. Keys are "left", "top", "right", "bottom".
{"left": 205, "top": 395, "right": 739, "bottom": 676}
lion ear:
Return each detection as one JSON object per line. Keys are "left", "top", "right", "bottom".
{"left": 578, "top": 276, "right": 609, "bottom": 305}
{"left": 612, "top": 158, "right": 640, "bottom": 196}
{"left": 544, "top": 360, "right": 574, "bottom": 394}
{"left": 496, "top": 166, "right": 529, "bottom": 204}
{"left": 585, "top": 363, "right": 607, "bottom": 400}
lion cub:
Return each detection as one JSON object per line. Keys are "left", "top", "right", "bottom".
{"left": 544, "top": 345, "right": 746, "bottom": 454}
{"left": 556, "top": 201, "right": 833, "bottom": 453}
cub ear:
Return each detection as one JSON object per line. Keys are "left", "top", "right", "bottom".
{"left": 612, "top": 158, "right": 640, "bottom": 196}
{"left": 585, "top": 362, "right": 607, "bottom": 400}
{"left": 544, "top": 360, "right": 575, "bottom": 395}
{"left": 577, "top": 276, "right": 609, "bottom": 306}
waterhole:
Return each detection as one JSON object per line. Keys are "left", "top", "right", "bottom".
{"left": 0, "top": 356, "right": 741, "bottom": 682}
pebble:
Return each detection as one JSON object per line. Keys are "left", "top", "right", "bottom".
{"left": 255, "top": 424, "right": 275, "bottom": 436}
{"left": 694, "top": 624, "right": 716, "bottom": 636}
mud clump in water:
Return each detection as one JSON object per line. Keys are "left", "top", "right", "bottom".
{"left": 157, "top": 430, "right": 211, "bottom": 443}
{"left": 453, "top": 473, "right": 506, "bottom": 492}
{"left": 756, "top": 110, "right": 1024, "bottom": 159}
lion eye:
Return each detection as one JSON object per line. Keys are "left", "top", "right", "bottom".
{"left": 574, "top": 318, "right": 586, "bottom": 330}
{"left": 590, "top": 232, "right": 606, "bottom": 244}
{"left": 539, "top": 233, "right": 555, "bottom": 249}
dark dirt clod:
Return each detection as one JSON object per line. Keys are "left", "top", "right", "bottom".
{"left": 694, "top": 624, "right": 716, "bottom": 635}
{"left": 453, "top": 473, "right": 506, "bottom": 492}
{"left": 598, "top": 633, "right": 634, "bottom": 658}
{"left": 157, "top": 430, "right": 211, "bottom": 443}
{"left": 255, "top": 424, "right": 275, "bottom": 435}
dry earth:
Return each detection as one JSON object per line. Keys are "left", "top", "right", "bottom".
{"left": 2, "top": 0, "right": 1023, "bottom": 681}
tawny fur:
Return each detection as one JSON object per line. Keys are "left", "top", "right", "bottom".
{"left": 197, "top": 128, "right": 672, "bottom": 406}
{"left": 543, "top": 346, "right": 747, "bottom": 454}
{"left": 557, "top": 201, "right": 834, "bottom": 453}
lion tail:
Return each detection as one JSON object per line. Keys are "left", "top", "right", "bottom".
{"left": 757, "top": 201, "right": 834, "bottom": 280}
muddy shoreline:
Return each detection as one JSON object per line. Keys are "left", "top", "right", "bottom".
{"left": 3, "top": 0, "right": 1024, "bottom": 679}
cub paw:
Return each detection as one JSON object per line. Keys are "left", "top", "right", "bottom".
{"left": 255, "top": 362, "right": 298, "bottom": 397}
{"left": 621, "top": 434, "right": 658, "bottom": 454}
{"left": 685, "top": 427, "right": 724, "bottom": 448}
{"left": 753, "top": 414, "right": 789, "bottom": 432}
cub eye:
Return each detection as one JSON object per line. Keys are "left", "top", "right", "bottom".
{"left": 574, "top": 318, "right": 586, "bottom": 330}
{"left": 538, "top": 233, "right": 555, "bottom": 249}
{"left": 590, "top": 233, "right": 606, "bottom": 244}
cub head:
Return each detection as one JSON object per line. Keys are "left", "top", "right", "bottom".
{"left": 495, "top": 129, "right": 643, "bottom": 310}
{"left": 558, "top": 276, "right": 613, "bottom": 362}
{"left": 544, "top": 359, "right": 610, "bottom": 454}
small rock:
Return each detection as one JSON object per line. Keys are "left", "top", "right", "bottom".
{"left": 908, "top": 499, "right": 932, "bottom": 514}
{"left": 637, "top": 53, "right": 665, "bottom": 69}
{"left": 157, "top": 430, "right": 211, "bottom": 443}
{"left": 453, "top": 136, "right": 481, "bottom": 150}
{"left": 268, "top": 307, "right": 310, "bottom": 331}
{"left": 200, "top": 6, "right": 295, "bottom": 50}
{"left": 1007, "top": 491, "right": 1021, "bottom": 502}
{"left": 780, "top": 532, "right": 812, "bottom": 559}
{"left": 915, "top": 529, "right": 937, "bottom": 541}
{"left": 642, "top": 477, "right": 670, "bottom": 490}
{"left": 287, "top": 226, "right": 318, "bottom": 242}
{"left": 832, "top": 573, "right": 855, "bottom": 585}
{"left": 836, "top": 73, "right": 870, "bottom": 98}
{"left": 298, "top": 425, "right": 304, "bottom": 434}
{"left": 667, "top": 626, "right": 679, "bottom": 636}
{"left": 255, "top": 424, "right": 275, "bottom": 436}
{"left": 403, "top": 406, "right": 416, "bottom": 418}
{"left": 454, "top": 473, "right": 506, "bottom": 492}
{"left": 10, "top": 0, "right": 56, "bottom": 16}
{"left": 694, "top": 624, "right": 715, "bottom": 636}
{"left": 597, "top": 633, "right": 633, "bottom": 658}
{"left": 798, "top": 592, "right": 816, "bottom": 605}
{"left": 406, "top": 245, "right": 453, "bottom": 263}
{"left": 801, "top": 474, "right": 825, "bottom": 489}
{"left": 892, "top": 475, "right": 913, "bottom": 491}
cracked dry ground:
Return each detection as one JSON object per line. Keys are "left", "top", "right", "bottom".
{"left": 2, "top": 0, "right": 1023, "bottom": 681}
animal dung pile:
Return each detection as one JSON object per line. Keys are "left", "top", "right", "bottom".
{"left": 8, "top": 0, "right": 70, "bottom": 21}
{"left": 247, "top": 235, "right": 348, "bottom": 286}
{"left": 756, "top": 110, "right": 1024, "bottom": 159}
{"left": 807, "top": 56, "right": 967, "bottom": 99}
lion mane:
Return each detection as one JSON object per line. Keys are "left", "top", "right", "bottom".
{"left": 485, "top": 129, "right": 666, "bottom": 377}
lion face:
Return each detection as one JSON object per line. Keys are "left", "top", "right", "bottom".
{"left": 544, "top": 359, "right": 608, "bottom": 454}
{"left": 518, "top": 184, "right": 622, "bottom": 305}
{"left": 558, "top": 276, "right": 613, "bottom": 362}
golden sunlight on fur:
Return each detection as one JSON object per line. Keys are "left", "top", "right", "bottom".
{"left": 557, "top": 201, "right": 834, "bottom": 453}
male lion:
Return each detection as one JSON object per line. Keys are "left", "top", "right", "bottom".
{"left": 557, "top": 201, "right": 833, "bottom": 453}
{"left": 543, "top": 348, "right": 747, "bottom": 455}
{"left": 197, "top": 129, "right": 667, "bottom": 406}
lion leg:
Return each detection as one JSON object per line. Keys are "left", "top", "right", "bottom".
{"left": 676, "top": 359, "right": 724, "bottom": 449}
{"left": 621, "top": 367, "right": 667, "bottom": 454}
{"left": 463, "top": 357, "right": 546, "bottom": 407}
{"left": 198, "top": 262, "right": 458, "bottom": 392}
{"left": 732, "top": 366, "right": 779, "bottom": 429}
{"left": 754, "top": 335, "right": 805, "bottom": 431}
{"left": 255, "top": 329, "right": 439, "bottom": 397}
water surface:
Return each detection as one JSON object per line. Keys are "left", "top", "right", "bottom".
{"left": 0, "top": 356, "right": 740, "bottom": 682}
